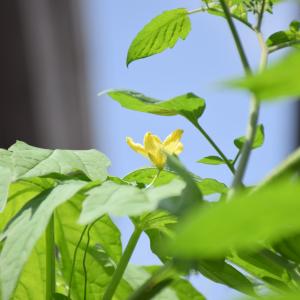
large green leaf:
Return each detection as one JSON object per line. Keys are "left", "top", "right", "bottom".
{"left": 229, "top": 249, "right": 297, "bottom": 290}
{"left": 196, "top": 259, "right": 255, "bottom": 296}
{"left": 79, "top": 179, "right": 185, "bottom": 225}
{"left": 127, "top": 9, "right": 191, "bottom": 65}
{"left": 0, "top": 181, "right": 85, "bottom": 300}
{"left": 124, "top": 168, "right": 227, "bottom": 196}
{"left": 8, "top": 141, "right": 110, "bottom": 182}
{"left": 55, "top": 197, "right": 132, "bottom": 300}
{"left": 234, "top": 124, "right": 265, "bottom": 150}
{"left": 170, "top": 181, "right": 300, "bottom": 259}
{"left": 11, "top": 236, "right": 46, "bottom": 300}
{"left": 106, "top": 90, "right": 206, "bottom": 124}
{"left": 229, "top": 50, "right": 300, "bottom": 100}
{"left": 123, "top": 264, "right": 205, "bottom": 300}
{"left": 0, "top": 150, "right": 13, "bottom": 211}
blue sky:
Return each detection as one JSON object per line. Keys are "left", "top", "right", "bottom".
{"left": 80, "top": 1, "right": 299, "bottom": 299}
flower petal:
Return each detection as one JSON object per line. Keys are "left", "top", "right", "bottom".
{"left": 144, "top": 132, "right": 162, "bottom": 154}
{"left": 148, "top": 151, "right": 166, "bottom": 170}
{"left": 163, "top": 129, "right": 184, "bottom": 154}
{"left": 126, "top": 137, "right": 147, "bottom": 156}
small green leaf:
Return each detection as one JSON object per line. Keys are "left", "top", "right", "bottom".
{"left": 234, "top": 124, "right": 265, "bottom": 150}
{"left": 79, "top": 179, "right": 186, "bottom": 225}
{"left": 127, "top": 9, "right": 191, "bottom": 65}
{"left": 0, "top": 181, "right": 86, "bottom": 300}
{"left": 197, "top": 156, "right": 227, "bottom": 165}
{"left": 107, "top": 90, "right": 206, "bottom": 123}
{"left": 267, "top": 20, "right": 300, "bottom": 49}
{"left": 229, "top": 50, "right": 300, "bottom": 100}
{"left": 170, "top": 181, "right": 300, "bottom": 259}
{"left": 197, "top": 178, "right": 228, "bottom": 195}
{"left": 8, "top": 141, "right": 110, "bottom": 182}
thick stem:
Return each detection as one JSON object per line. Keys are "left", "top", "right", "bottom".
{"left": 45, "top": 215, "right": 55, "bottom": 300}
{"left": 193, "top": 121, "right": 235, "bottom": 174}
{"left": 231, "top": 31, "right": 268, "bottom": 191}
{"left": 102, "top": 227, "right": 142, "bottom": 300}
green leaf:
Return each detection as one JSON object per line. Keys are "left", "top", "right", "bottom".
{"left": 229, "top": 50, "right": 300, "bottom": 100}
{"left": 234, "top": 124, "right": 265, "bottom": 150}
{"left": 107, "top": 90, "right": 206, "bottom": 123}
{"left": 241, "top": 292, "right": 300, "bottom": 300}
{"left": 124, "top": 168, "right": 227, "bottom": 196}
{"left": 196, "top": 259, "right": 255, "bottom": 296}
{"left": 0, "top": 181, "right": 85, "bottom": 300}
{"left": 170, "top": 181, "right": 300, "bottom": 259}
{"left": 127, "top": 9, "right": 191, "bottom": 65}
{"left": 79, "top": 179, "right": 186, "bottom": 225}
{"left": 123, "top": 264, "right": 205, "bottom": 300}
{"left": 8, "top": 236, "right": 46, "bottom": 300}
{"left": 8, "top": 141, "right": 110, "bottom": 182}
{"left": 124, "top": 168, "right": 177, "bottom": 187}
{"left": 197, "top": 156, "right": 227, "bottom": 165}
{"left": 229, "top": 249, "right": 296, "bottom": 290}
{"left": 0, "top": 150, "right": 13, "bottom": 211}
{"left": 267, "top": 20, "right": 300, "bottom": 49}
{"left": 55, "top": 196, "right": 132, "bottom": 299}
{"left": 196, "top": 178, "right": 228, "bottom": 196}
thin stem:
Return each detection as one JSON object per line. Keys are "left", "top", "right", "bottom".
{"left": 218, "top": 0, "right": 251, "bottom": 74}
{"left": 232, "top": 150, "right": 241, "bottom": 166}
{"left": 83, "top": 224, "right": 94, "bottom": 300}
{"left": 45, "top": 214, "right": 55, "bottom": 300}
{"left": 146, "top": 169, "right": 161, "bottom": 189}
{"left": 68, "top": 225, "right": 88, "bottom": 299}
{"left": 192, "top": 121, "right": 235, "bottom": 174}
{"left": 102, "top": 227, "right": 142, "bottom": 300}
{"left": 188, "top": 7, "right": 255, "bottom": 31}
{"left": 268, "top": 40, "right": 300, "bottom": 54}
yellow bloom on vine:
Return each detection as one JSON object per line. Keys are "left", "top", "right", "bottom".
{"left": 126, "top": 129, "right": 184, "bottom": 169}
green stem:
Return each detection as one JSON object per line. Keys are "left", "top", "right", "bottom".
{"left": 192, "top": 121, "right": 235, "bottom": 174}
{"left": 256, "top": 0, "right": 266, "bottom": 31}
{"left": 268, "top": 40, "right": 300, "bottom": 54}
{"left": 102, "top": 227, "right": 142, "bottom": 300}
{"left": 231, "top": 31, "right": 268, "bottom": 191}
{"left": 232, "top": 150, "right": 241, "bottom": 166}
{"left": 68, "top": 225, "right": 88, "bottom": 299}
{"left": 46, "top": 214, "right": 55, "bottom": 300}
{"left": 218, "top": 0, "right": 251, "bottom": 74}
{"left": 146, "top": 169, "right": 161, "bottom": 189}
{"left": 188, "top": 7, "right": 255, "bottom": 31}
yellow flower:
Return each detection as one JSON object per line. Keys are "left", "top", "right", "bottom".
{"left": 126, "top": 129, "right": 184, "bottom": 169}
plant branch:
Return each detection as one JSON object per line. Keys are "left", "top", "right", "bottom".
{"left": 231, "top": 31, "right": 268, "bottom": 191}
{"left": 232, "top": 150, "right": 241, "bottom": 166}
{"left": 45, "top": 214, "right": 56, "bottom": 300}
{"left": 188, "top": 7, "right": 255, "bottom": 31}
{"left": 192, "top": 121, "right": 235, "bottom": 174}
{"left": 103, "top": 226, "right": 142, "bottom": 300}
{"left": 218, "top": 0, "right": 251, "bottom": 74}
{"left": 256, "top": 0, "right": 266, "bottom": 31}
{"left": 268, "top": 40, "right": 300, "bottom": 54}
